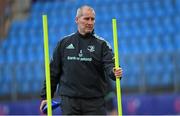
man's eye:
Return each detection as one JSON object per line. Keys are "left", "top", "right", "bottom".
{"left": 91, "top": 18, "right": 95, "bottom": 21}
{"left": 84, "top": 18, "right": 89, "bottom": 20}
{"left": 84, "top": 17, "right": 95, "bottom": 21}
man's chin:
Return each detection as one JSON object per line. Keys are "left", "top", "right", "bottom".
{"left": 85, "top": 30, "right": 93, "bottom": 34}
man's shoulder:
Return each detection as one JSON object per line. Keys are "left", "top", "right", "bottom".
{"left": 58, "top": 32, "right": 76, "bottom": 43}
{"left": 93, "top": 33, "right": 112, "bottom": 49}
{"left": 62, "top": 32, "right": 76, "bottom": 40}
{"left": 54, "top": 33, "right": 76, "bottom": 48}
{"left": 93, "top": 34, "right": 110, "bottom": 44}
{"left": 93, "top": 33, "right": 105, "bottom": 42}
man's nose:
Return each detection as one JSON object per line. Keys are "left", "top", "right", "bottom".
{"left": 88, "top": 19, "right": 94, "bottom": 25}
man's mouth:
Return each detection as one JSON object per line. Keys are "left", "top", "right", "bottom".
{"left": 86, "top": 27, "right": 93, "bottom": 30}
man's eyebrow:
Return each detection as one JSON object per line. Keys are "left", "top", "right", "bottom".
{"left": 83, "top": 17, "right": 95, "bottom": 20}
{"left": 83, "top": 16, "right": 95, "bottom": 18}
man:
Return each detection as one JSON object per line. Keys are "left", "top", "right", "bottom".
{"left": 40, "top": 5, "right": 123, "bottom": 115}
{"left": 105, "top": 78, "right": 117, "bottom": 115}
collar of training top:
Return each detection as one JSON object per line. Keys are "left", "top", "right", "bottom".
{"left": 76, "top": 30, "right": 94, "bottom": 38}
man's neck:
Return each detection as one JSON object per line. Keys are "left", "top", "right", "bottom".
{"left": 77, "top": 30, "right": 93, "bottom": 38}
{"left": 78, "top": 29, "right": 86, "bottom": 35}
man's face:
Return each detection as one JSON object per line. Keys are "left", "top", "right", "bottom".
{"left": 76, "top": 8, "right": 95, "bottom": 35}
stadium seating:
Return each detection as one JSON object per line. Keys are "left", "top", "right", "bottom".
{"left": 0, "top": 0, "right": 178, "bottom": 96}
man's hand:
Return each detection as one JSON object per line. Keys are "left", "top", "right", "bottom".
{"left": 40, "top": 100, "right": 47, "bottom": 113}
{"left": 113, "top": 67, "right": 123, "bottom": 78}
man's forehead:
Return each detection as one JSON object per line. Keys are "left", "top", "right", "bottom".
{"left": 81, "top": 7, "right": 95, "bottom": 14}
{"left": 82, "top": 13, "right": 95, "bottom": 18}
{"left": 81, "top": 9, "right": 95, "bottom": 17}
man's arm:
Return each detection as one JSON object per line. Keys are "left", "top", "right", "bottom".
{"left": 40, "top": 41, "right": 62, "bottom": 99}
{"left": 102, "top": 41, "right": 122, "bottom": 80}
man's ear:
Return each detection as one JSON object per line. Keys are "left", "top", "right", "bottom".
{"left": 75, "top": 17, "right": 78, "bottom": 24}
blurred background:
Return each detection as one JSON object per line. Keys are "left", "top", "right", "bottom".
{"left": 0, "top": 0, "right": 180, "bottom": 115}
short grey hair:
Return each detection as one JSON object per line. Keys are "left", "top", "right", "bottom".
{"left": 76, "top": 5, "right": 95, "bottom": 17}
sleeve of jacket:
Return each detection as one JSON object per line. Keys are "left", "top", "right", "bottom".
{"left": 40, "top": 40, "right": 62, "bottom": 99}
{"left": 102, "top": 41, "right": 116, "bottom": 81}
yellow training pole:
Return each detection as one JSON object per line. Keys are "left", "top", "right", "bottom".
{"left": 112, "top": 19, "right": 122, "bottom": 116}
{"left": 42, "top": 15, "right": 52, "bottom": 116}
